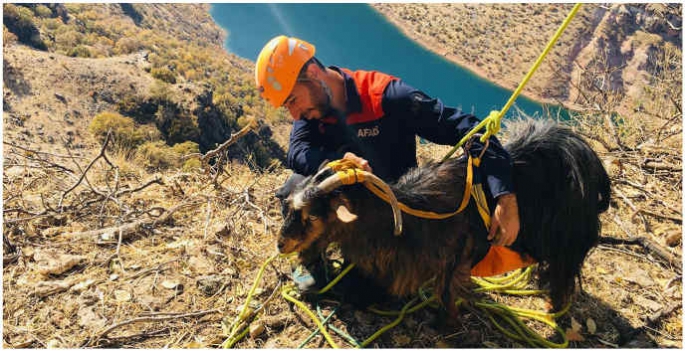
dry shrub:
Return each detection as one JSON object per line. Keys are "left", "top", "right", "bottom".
{"left": 88, "top": 111, "right": 156, "bottom": 150}
{"left": 113, "top": 37, "right": 142, "bottom": 54}
{"left": 136, "top": 140, "right": 200, "bottom": 171}
{"left": 151, "top": 67, "right": 177, "bottom": 84}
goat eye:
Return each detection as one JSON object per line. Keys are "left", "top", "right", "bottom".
{"left": 308, "top": 214, "right": 320, "bottom": 222}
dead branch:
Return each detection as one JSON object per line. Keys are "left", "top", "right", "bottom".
{"left": 614, "top": 179, "right": 682, "bottom": 215}
{"left": 614, "top": 187, "right": 639, "bottom": 213}
{"left": 575, "top": 130, "right": 614, "bottom": 152}
{"left": 59, "top": 129, "right": 115, "bottom": 208}
{"left": 2, "top": 140, "right": 87, "bottom": 159}
{"left": 243, "top": 189, "right": 268, "bottom": 235}
{"left": 641, "top": 160, "right": 682, "bottom": 173}
{"left": 92, "top": 309, "right": 220, "bottom": 343}
{"left": 125, "top": 258, "right": 180, "bottom": 282}
{"left": 603, "top": 217, "right": 682, "bottom": 274}
{"left": 203, "top": 197, "right": 213, "bottom": 240}
{"left": 638, "top": 208, "right": 682, "bottom": 223}
{"left": 116, "top": 177, "right": 164, "bottom": 197}
{"left": 200, "top": 122, "right": 255, "bottom": 169}
{"left": 3, "top": 253, "right": 20, "bottom": 265}
{"left": 61, "top": 200, "right": 203, "bottom": 242}
{"left": 96, "top": 327, "right": 171, "bottom": 347}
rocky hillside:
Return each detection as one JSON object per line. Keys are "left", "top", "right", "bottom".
{"left": 3, "top": 3, "right": 681, "bottom": 349}
{"left": 372, "top": 3, "right": 682, "bottom": 115}
{"left": 3, "top": 3, "right": 288, "bottom": 170}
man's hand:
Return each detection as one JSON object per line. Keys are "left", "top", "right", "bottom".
{"left": 343, "top": 152, "right": 373, "bottom": 172}
{"left": 488, "top": 193, "right": 520, "bottom": 246}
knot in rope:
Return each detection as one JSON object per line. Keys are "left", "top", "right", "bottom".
{"left": 481, "top": 110, "right": 503, "bottom": 142}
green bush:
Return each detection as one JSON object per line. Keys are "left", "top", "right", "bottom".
{"left": 182, "top": 158, "right": 202, "bottom": 172}
{"left": 3, "top": 4, "right": 48, "bottom": 50}
{"left": 172, "top": 141, "right": 199, "bottom": 156}
{"left": 113, "top": 37, "right": 142, "bottom": 55}
{"left": 151, "top": 67, "right": 177, "bottom": 84}
{"left": 33, "top": 5, "right": 53, "bottom": 18}
{"left": 148, "top": 81, "right": 177, "bottom": 103}
{"left": 167, "top": 115, "right": 200, "bottom": 144}
{"left": 67, "top": 45, "right": 91, "bottom": 58}
{"left": 137, "top": 140, "right": 175, "bottom": 170}
{"left": 88, "top": 111, "right": 148, "bottom": 149}
{"left": 136, "top": 140, "right": 200, "bottom": 171}
{"left": 174, "top": 141, "right": 202, "bottom": 172}
{"left": 3, "top": 26, "right": 18, "bottom": 46}
{"left": 54, "top": 29, "right": 83, "bottom": 48}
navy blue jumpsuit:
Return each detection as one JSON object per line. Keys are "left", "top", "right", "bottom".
{"left": 284, "top": 66, "right": 514, "bottom": 198}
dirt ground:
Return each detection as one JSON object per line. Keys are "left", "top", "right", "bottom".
{"left": 2, "top": 114, "right": 682, "bottom": 348}
{"left": 2, "top": 4, "right": 681, "bottom": 348}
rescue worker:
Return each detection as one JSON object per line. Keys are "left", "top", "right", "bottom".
{"left": 255, "top": 35, "right": 520, "bottom": 294}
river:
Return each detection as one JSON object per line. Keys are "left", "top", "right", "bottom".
{"left": 210, "top": 3, "right": 560, "bottom": 119}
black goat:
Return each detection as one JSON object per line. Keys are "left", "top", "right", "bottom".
{"left": 278, "top": 119, "right": 611, "bottom": 316}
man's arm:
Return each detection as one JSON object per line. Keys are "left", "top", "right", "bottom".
{"left": 382, "top": 80, "right": 520, "bottom": 246}
{"left": 287, "top": 120, "right": 342, "bottom": 176}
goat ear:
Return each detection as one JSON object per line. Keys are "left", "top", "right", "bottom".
{"left": 331, "top": 195, "right": 357, "bottom": 223}
{"left": 335, "top": 204, "right": 358, "bottom": 223}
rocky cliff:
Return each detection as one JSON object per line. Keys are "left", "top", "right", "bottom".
{"left": 3, "top": 3, "right": 287, "bottom": 170}
{"left": 372, "top": 3, "right": 682, "bottom": 115}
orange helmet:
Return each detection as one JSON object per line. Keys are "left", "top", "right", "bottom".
{"left": 255, "top": 35, "right": 316, "bottom": 108}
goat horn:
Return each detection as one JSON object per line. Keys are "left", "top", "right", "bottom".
{"left": 311, "top": 166, "right": 333, "bottom": 184}
{"left": 315, "top": 170, "right": 403, "bottom": 236}
{"left": 315, "top": 172, "right": 344, "bottom": 194}
{"left": 357, "top": 171, "right": 403, "bottom": 236}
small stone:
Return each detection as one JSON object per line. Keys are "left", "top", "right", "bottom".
{"left": 114, "top": 290, "right": 132, "bottom": 302}
{"left": 665, "top": 232, "right": 681, "bottom": 247}
{"left": 196, "top": 275, "right": 225, "bottom": 296}
{"left": 249, "top": 322, "right": 265, "bottom": 338}
{"left": 161, "top": 280, "right": 180, "bottom": 289}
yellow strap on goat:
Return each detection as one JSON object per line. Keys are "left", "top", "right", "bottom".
{"left": 325, "top": 157, "right": 474, "bottom": 219}
{"left": 441, "top": 3, "right": 582, "bottom": 162}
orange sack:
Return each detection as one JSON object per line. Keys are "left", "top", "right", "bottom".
{"left": 471, "top": 245, "right": 536, "bottom": 277}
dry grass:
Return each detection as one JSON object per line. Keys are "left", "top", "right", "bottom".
{"left": 3, "top": 4, "right": 681, "bottom": 348}
{"left": 4, "top": 99, "right": 681, "bottom": 347}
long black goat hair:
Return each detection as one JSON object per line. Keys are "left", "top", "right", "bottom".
{"left": 278, "top": 118, "right": 611, "bottom": 314}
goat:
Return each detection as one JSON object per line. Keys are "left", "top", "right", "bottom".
{"left": 277, "top": 119, "right": 611, "bottom": 316}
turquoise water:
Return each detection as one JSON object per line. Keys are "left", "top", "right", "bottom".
{"left": 210, "top": 3, "right": 559, "bottom": 119}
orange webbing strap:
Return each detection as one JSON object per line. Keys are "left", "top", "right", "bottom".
{"left": 471, "top": 246, "right": 537, "bottom": 277}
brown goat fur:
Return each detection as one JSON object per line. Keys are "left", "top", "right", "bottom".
{"left": 278, "top": 119, "right": 611, "bottom": 316}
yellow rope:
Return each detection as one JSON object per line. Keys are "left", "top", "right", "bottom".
{"left": 317, "top": 263, "right": 356, "bottom": 294}
{"left": 281, "top": 285, "right": 341, "bottom": 348}
{"left": 221, "top": 253, "right": 293, "bottom": 348}
{"left": 441, "top": 3, "right": 583, "bottom": 162}
{"left": 228, "top": 255, "right": 570, "bottom": 348}
{"left": 227, "top": 5, "right": 585, "bottom": 339}
{"left": 326, "top": 156, "right": 475, "bottom": 220}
